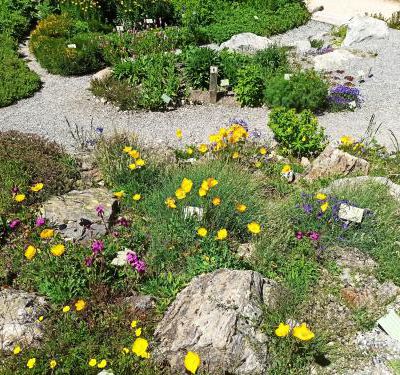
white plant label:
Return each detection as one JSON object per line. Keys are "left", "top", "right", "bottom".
{"left": 183, "top": 206, "right": 204, "bottom": 221}
{"left": 338, "top": 204, "right": 365, "bottom": 223}
{"left": 67, "top": 44, "right": 77, "bottom": 49}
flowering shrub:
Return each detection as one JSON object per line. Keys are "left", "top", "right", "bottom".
{"left": 328, "top": 84, "right": 362, "bottom": 112}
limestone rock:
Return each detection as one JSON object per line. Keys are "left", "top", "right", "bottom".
{"left": 0, "top": 288, "right": 47, "bottom": 351}
{"left": 219, "top": 33, "right": 273, "bottom": 54}
{"left": 41, "top": 188, "right": 118, "bottom": 241}
{"left": 303, "top": 146, "right": 369, "bottom": 182}
{"left": 343, "top": 16, "right": 389, "bottom": 47}
{"left": 92, "top": 67, "right": 113, "bottom": 82}
{"left": 124, "top": 292, "right": 156, "bottom": 314}
{"left": 289, "top": 39, "right": 312, "bottom": 54}
{"left": 237, "top": 243, "right": 256, "bottom": 260}
{"left": 313, "top": 49, "right": 359, "bottom": 71}
{"left": 154, "top": 269, "right": 279, "bottom": 374}
{"left": 200, "top": 43, "right": 220, "bottom": 51}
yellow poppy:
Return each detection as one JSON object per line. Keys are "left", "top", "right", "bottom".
{"left": 184, "top": 351, "right": 201, "bottom": 374}
{"left": 50, "top": 244, "right": 65, "bottom": 257}
{"left": 275, "top": 323, "right": 290, "bottom": 337}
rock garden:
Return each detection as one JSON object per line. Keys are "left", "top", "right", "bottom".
{"left": 0, "top": 0, "right": 400, "bottom": 374}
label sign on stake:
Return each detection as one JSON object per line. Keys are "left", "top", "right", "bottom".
{"left": 183, "top": 206, "right": 204, "bottom": 221}
{"left": 220, "top": 79, "right": 230, "bottom": 87}
{"left": 146, "top": 19, "right": 154, "bottom": 24}
{"left": 67, "top": 44, "right": 77, "bottom": 49}
{"left": 161, "top": 94, "right": 172, "bottom": 104}
{"left": 338, "top": 204, "right": 365, "bottom": 223}
{"left": 116, "top": 25, "right": 124, "bottom": 32}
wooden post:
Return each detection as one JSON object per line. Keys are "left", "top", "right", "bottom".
{"left": 209, "top": 66, "right": 218, "bottom": 104}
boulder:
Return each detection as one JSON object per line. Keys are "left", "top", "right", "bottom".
{"left": 41, "top": 188, "right": 118, "bottom": 241}
{"left": 92, "top": 67, "right": 113, "bottom": 82}
{"left": 313, "top": 49, "right": 359, "bottom": 71}
{"left": 200, "top": 43, "right": 220, "bottom": 51}
{"left": 343, "top": 16, "right": 389, "bottom": 47}
{"left": 219, "top": 33, "right": 273, "bottom": 54}
{"left": 0, "top": 288, "right": 47, "bottom": 351}
{"left": 289, "top": 39, "right": 312, "bottom": 54}
{"left": 154, "top": 269, "right": 279, "bottom": 374}
{"left": 303, "top": 146, "right": 369, "bottom": 182}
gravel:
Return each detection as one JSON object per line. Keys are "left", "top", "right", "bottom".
{"left": 0, "top": 20, "right": 399, "bottom": 152}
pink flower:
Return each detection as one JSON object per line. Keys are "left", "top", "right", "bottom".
{"left": 308, "top": 231, "right": 320, "bottom": 241}
{"left": 295, "top": 231, "right": 304, "bottom": 240}
{"left": 35, "top": 217, "right": 46, "bottom": 227}
{"left": 96, "top": 205, "right": 105, "bottom": 217}
{"left": 9, "top": 219, "right": 21, "bottom": 230}
{"left": 91, "top": 240, "right": 104, "bottom": 254}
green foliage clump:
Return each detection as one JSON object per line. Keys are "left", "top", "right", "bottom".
{"left": 0, "top": 131, "right": 79, "bottom": 214}
{"left": 0, "top": 34, "right": 41, "bottom": 108}
{"left": 268, "top": 107, "right": 327, "bottom": 156}
{"left": 264, "top": 70, "right": 329, "bottom": 112}
{"left": 234, "top": 65, "right": 265, "bottom": 107}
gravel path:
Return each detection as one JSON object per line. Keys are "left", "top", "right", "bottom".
{"left": 0, "top": 21, "right": 399, "bottom": 152}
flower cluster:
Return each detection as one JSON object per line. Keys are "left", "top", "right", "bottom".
{"left": 123, "top": 146, "right": 146, "bottom": 170}
{"left": 126, "top": 251, "right": 146, "bottom": 273}
{"left": 275, "top": 322, "right": 315, "bottom": 341}
{"left": 12, "top": 182, "right": 44, "bottom": 204}
{"left": 328, "top": 84, "right": 362, "bottom": 112}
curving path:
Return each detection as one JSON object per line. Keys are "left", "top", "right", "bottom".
{"left": 0, "top": 21, "right": 399, "bottom": 152}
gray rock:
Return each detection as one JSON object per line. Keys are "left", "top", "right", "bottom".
{"left": 124, "top": 292, "right": 156, "bottom": 314}
{"left": 313, "top": 49, "right": 360, "bottom": 71}
{"left": 289, "top": 39, "right": 312, "bottom": 54}
{"left": 154, "top": 269, "right": 280, "bottom": 374}
{"left": 343, "top": 16, "right": 389, "bottom": 47}
{"left": 91, "top": 67, "right": 113, "bottom": 82}
{"left": 237, "top": 243, "right": 256, "bottom": 260}
{"left": 219, "top": 33, "right": 273, "bottom": 54}
{"left": 303, "top": 146, "right": 370, "bottom": 182}
{"left": 200, "top": 43, "right": 220, "bottom": 51}
{"left": 0, "top": 289, "right": 47, "bottom": 351}
{"left": 41, "top": 188, "right": 118, "bottom": 241}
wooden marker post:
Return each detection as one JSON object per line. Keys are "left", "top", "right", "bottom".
{"left": 209, "top": 66, "right": 218, "bottom": 104}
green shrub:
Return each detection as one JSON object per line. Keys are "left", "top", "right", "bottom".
{"left": 268, "top": 107, "right": 327, "bottom": 156}
{"left": 0, "top": 131, "right": 79, "bottom": 214}
{"left": 254, "top": 45, "right": 289, "bottom": 74}
{"left": 234, "top": 64, "right": 265, "bottom": 107}
{"left": 264, "top": 70, "right": 328, "bottom": 112}
{"left": 218, "top": 50, "right": 252, "bottom": 87}
{"left": 0, "top": 34, "right": 41, "bottom": 108}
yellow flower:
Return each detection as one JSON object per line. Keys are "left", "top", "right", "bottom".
{"left": 176, "top": 129, "right": 183, "bottom": 139}
{"left": 123, "top": 146, "right": 132, "bottom": 153}
{"left": 184, "top": 351, "right": 201, "bottom": 374}
{"left": 128, "top": 163, "right": 137, "bottom": 170}
{"left": 186, "top": 147, "right": 193, "bottom": 155}
{"left": 340, "top": 135, "right": 354, "bottom": 146}
{"left": 24, "top": 245, "right": 37, "bottom": 260}
{"left": 198, "top": 144, "right": 208, "bottom": 154}
{"left": 259, "top": 147, "right": 267, "bottom": 155}
{"left": 302, "top": 136, "right": 307, "bottom": 142}
{"left": 254, "top": 161, "right": 262, "bottom": 168}
{"left": 50, "top": 359, "right": 57, "bottom": 369}
{"left": 247, "top": 222, "right": 261, "bottom": 234}
{"left": 131, "top": 320, "right": 138, "bottom": 329}
{"left": 133, "top": 194, "right": 141, "bottom": 201}
{"left": 165, "top": 197, "right": 177, "bottom": 209}
{"left": 38, "top": 316, "right": 44, "bottom": 322}
{"left": 320, "top": 201, "right": 329, "bottom": 213}
{"left": 275, "top": 323, "right": 290, "bottom": 337}
{"left": 31, "top": 183, "right": 44, "bottom": 192}
{"left": 15, "top": 194, "right": 26, "bottom": 203}
{"left": 209, "top": 133, "right": 222, "bottom": 143}
{"left": 27, "top": 358, "right": 36, "bottom": 369}
{"left": 129, "top": 149, "right": 140, "bottom": 159}
{"left": 132, "top": 337, "right": 150, "bottom": 359}
{"left": 122, "top": 347, "right": 130, "bottom": 354}
{"left": 207, "top": 178, "right": 218, "bottom": 188}
{"left": 201, "top": 180, "right": 209, "bottom": 191}
{"left": 114, "top": 191, "right": 125, "bottom": 199}
{"left": 292, "top": 323, "right": 315, "bottom": 341}
{"left": 198, "top": 188, "right": 207, "bottom": 197}
{"left": 197, "top": 227, "right": 208, "bottom": 237}
{"left": 236, "top": 203, "right": 247, "bottom": 213}
{"left": 75, "top": 299, "right": 86, "bottom": 311}
{"left": 216, "top": 228, "right": 228, "bottom": 240}
{"left": 97, "top": 359, "right": 107, "bottom": 369}
{"left": 181, "top": 178, "right": 193, "bottom": 193}
{"left": 212, "top": 197, "right": 221, "bottom": 206}
{"left": 136, "top": 159, "right": 145, "bottom": 167}
{"left": 88, "top": 358, "right": 97, "bottom": 367}
{"left": 40, "top": 228, "right": 54, "bottom": 239}
{"left": 62, "top": 305, "right": 70, "bottom": 313}
{"left": 315, "top": 192, "right": 327, "bottom": 200}
{"left": 135, "top": 328, "right": 142, "bottom": 337}
{"left": 13, "top": 345, "right": 21, "bottom": 355}
{"left": 175, "top": 188, "right": 187, "bottom": 200}
{"left": 51, "top": 244, "right": 65, "bottom": 257}
{"left": 281, "top": 165, "right": 292, "bottom": 174}
{"left": 232, "top": 151, "right": 240, "bottom": 159}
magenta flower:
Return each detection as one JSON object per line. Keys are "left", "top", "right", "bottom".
{"left": 9, "top": 219, "right": 21, "bottom": 230}
{"left": 295, "top": 231, "right": 304, "bottom": 240}
{"left": 117, "top": 217, "right": 130, "bottom": 227}
{"left": 126, "top": 251, "right": 146, "bottom": 273}
{"left": 96, "top": 205, "right": 105, "bottom": 217}
{"left": 11, "top": 186, "right": 19, "bottom": 194}
{"left": 308, "top": 231, "right": 320, "bottom": 241}
{"left": 91, "top": 240, "right": 104, "bottom": 254}
{"left": 84, "top": 256, "right": 94, "bottom": 267}
{"left": 35, "top": 217, "right": 46, "bottom": 227}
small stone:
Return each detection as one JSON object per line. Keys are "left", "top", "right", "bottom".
{"left": 301, "top": 157, "right": 311, "bottom": 167}
{"left": 237, "top": 243, "right": 256, "bottom": 260}
{"left": 92, "top": 67, "right": 113, "bottom": 82}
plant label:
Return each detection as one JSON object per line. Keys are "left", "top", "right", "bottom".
{"left": 146, "top": 19, "right": 154, "bottom": 24}
{"left": 161, "top": 94, "right": 172, "bottom": 104}
{"left": 377, "top": 310, "right": 400, "bottom": 341}
{"left": 220, "top": 79, "right": 230, "bottom": 87}
{"left": 67, "top": 44, "right": 77, "bottom": 49}
{"left": 210, "top": 66, "right": 218, "bottom": 74}
{"left": 338, "top": 204, "right": 364, "bottom": 223}
{"left": 184, "top": 206, "right": 204, "bottom": 221}
{"left": 284, "top": 74, "right": 292, "bottom": 80}
{"left": 116, "top": 25, "right": 124, "bottom": 32}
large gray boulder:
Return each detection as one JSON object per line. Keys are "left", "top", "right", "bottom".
{"left": 154, "top": 269, "right": 279, "bottom": 374}
{"left": 343, "top": 16, "right": 389, "bottom": 47}
{"left": 313, "top": 49, "right": 359, "bottom": 71}
{"left": 0, "top": 289, "right": 47, "bottom": 351}
{"left": 303, "top": 146, "right": 370, "bottom": 182}
{"left": 41, "top": 188, "right": 118, "bottom": 241}
{"left": 219, "top": 33, "right": 273, "bottom": 53}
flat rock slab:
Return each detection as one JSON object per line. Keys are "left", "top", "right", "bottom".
{"left": 41, "top": 188, "right": 118, "bottom": 241}
{"left": 0, "top": 288, "right": 47, "bottom": 351}
{"left": 313, "top": 49, "right": 360, "bottom": 71}
{"left": 343, "top": 16, "right": 389, "bottom": 47}
{"left": 154, "top": 269, "right": 279, "bottom": 374}
{"left": 219, "top": 33, "right": 273, "bottom": 53}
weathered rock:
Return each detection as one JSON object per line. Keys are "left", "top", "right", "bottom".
{"left": 237, "top": 243, "right": 256, "bottom": 260}
{"left": 219, "top": 33, "right": 273, "bottom": 53}
{"left": 0, "top": 288, "right": 47, "bottom": 351}
{"left": 124, "top": 292, "right": 156, "bottom": 314}
{"left": 313, "top": 49, "right": 359, "bottom": 71}
{"left": 154, "top": 269, "right": 279, "bottom": 374}
{"left": 303, "top": 146, "right": 369, "bottom": 182}
{"left": 41, "top": 188, "right": 118, "bottom": 241}
{"left": 200, "top": 43, "right": 220, "bottom": 51}
{"left": 343, "top": 16, "right": 389, "bottom": 47}
{"left": 289, "top": 39, "right": 312, "bottom": 54}
{"left": 92, "top": 67, "right": 113, "bottom": 82}
{"left": 324, "top": 176, "right": 400, "bottom": 203}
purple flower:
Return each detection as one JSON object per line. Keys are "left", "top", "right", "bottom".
{"left": 330, "top": 85, "right": 360, "bottom": 96}
{"left": 35, "top": 217, "right": 46, "bottom": 227}
{"left": 302, "top": 204, "right": 313, "bottom": 214}
{"left": 126, "top": 251, "right": 146, "bottom": 273}
{"left": 135, "top": 260, "right": 146, "bottom": 273}
{"left": 118, "top": 217, "right": 130, "bottom": 227}
{"left": 249, "top": 129, "right": 262, "bottom": 138}
{"left": 295, "top": 231, "right": 304, "bottom": 240}
{"left": 308, "top": 231, "right": 320, "bottom": 241}
{"left": 95, "top": 127, "right": 104, "bottom": 134}
{"left": 11, "top": 186, "right": 19, "bottom": 194}
{"left": 96, "top": 205, "right": 105, "bottom": 217}
{"left": 228, "top": 118, "right": 249, "bottom": 131}
{"left": 9, "top": 219, "right": 21, "bottom": 230}
{"left": 91, "top": 240, "right": 104, "bottom": 254}
{"left": 84, "top": 256, "right": 94, "bottom": 267}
